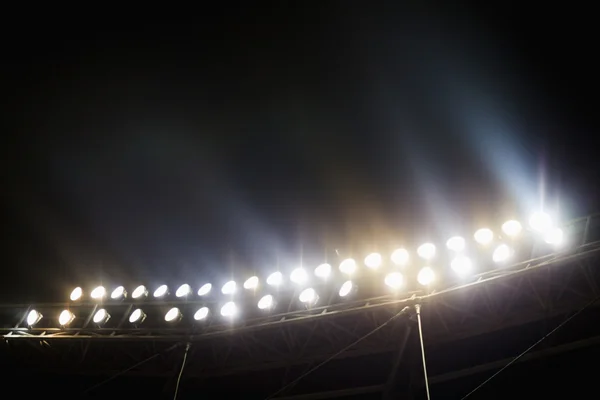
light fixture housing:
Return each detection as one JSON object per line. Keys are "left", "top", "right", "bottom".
{"left": 90, "top": 286, "right": 107, "bottom": 300}
{"left": 221, "top": 280, "right": 237, "bottom": 295}
{"left": 93, "top": 308, "right": 111, "bottom": 325}
{"left": 194, "top": 307, "right": 210, "bottom": 321}
{"left": 338, "top": 280, "right": 356, "bottom": 297}
{"left": 165, "top": 307, "right": 182, "bottom": 323}
{"left": 129, "top": 308, "right": 147, "bottom": 324}
{"left": 58, "top": 310, "right": 75, "bottom": 326}
{"left": 474, "top": 228, "right": 494, "bottom": 245}
{"left": 417, "top": 267, "right": 435, "bottom": 286}
{"left": 339, "top": 258, "right": 357, "bottom": 275}
{"left": 70, "top": 287, "right": 83, "bottom": 301}
{"left": 502, "top": 220, "right": 523, "bottom": 237}
{"left": 258, "top": 294, "right": 276, "bottom": 310}
{"left": 110, "top": 286, "right": 127, "bottom": 300}
{"left": 175, "top": 284, "right": 192, "bottom": 298}
{"left": 197, "top": 283, "right": 212, "bottom": 296}
{"left": 299, "top": 288, "right": 319, "bottom": 306}
{"left": 314, "top": 263, "right": 332, "bottom": 279}
{"left": 220, "top": 301, "right": 237, "bottom": 317}
{"left": 384, "top": 272, "right": 404, "bottom": 289}
{"left": 243, "top": 276, "right": 259, "bottom": 290}
{"left": 26, "top": 310, "right": 43, "bottom": 326}
{"left": 417, "top": 243, "right": 436, "bottom": 260}
{"left": 390, "top": 248, "right": 409, "bottom": 266}
{"left": 446, "top": 236, "right": 466, "bottom": 252}
{"left": 153, "top": 285, "right": 169, "bottom": 298}
{"left": 290, "top": 268, "right": 308, "bottom": 284}
{"left": 266, "top": 271, "right": 283, "bottom": 286}
{"left": 364, "top": 253, "right": 382, "bottom": 269}
{"left": 132, "top": 285, "right": 148, "bottom": 299}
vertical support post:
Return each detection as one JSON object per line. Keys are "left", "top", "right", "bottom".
{"left": 415, "top": 304, "right": 431, "bottom": 400}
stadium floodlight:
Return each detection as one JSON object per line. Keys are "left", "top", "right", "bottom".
{"left": 339, "top": 258, "right": 357, "bottom": 275}
{"left": 175, "top": 284, "right": 192, "bottom": 298}
{"left": 194, "top": 307, "right": 210, "bottom": 321}
{"left": 132, "top": 285, "right": 148, "bottom": 299}
{"left": 529, "top": 211, "right": 552, "bottom": 232}
{"left": 58, "top": 310, "right": 75, "bottom": 326}
{"left": 70, "top": 287, "right": 83, "bottom": 301}
{"left": 446, "top": 236, "right": 465, "bottom": 252}
{"left": 90, "top": 286, "right": 107, "bottom": 300}
{"left": 338, "top": 280, "right": 355, "bottom": 297}
{"left": 314, "top": 263, "right": 332, "bottom": 279}
{"left": 299, "top": 288, "right": 318, "bottom": 306}
{"left": 220, "top": 301, "right": 237, "bottom": 317}
{"left": 492, "top": 244, "right": 512, "bottom": 263}
{"left": 502, "top": 220, "right": 523, "bottom": 237}
{"left": 474, "top": 228, "right": 494, "bottom": 245}
{"left": 26, "top": 310, "right": 43, "bottom": 326}
{"left": 266, "top": 271, "right": 283, "bottom": 286}
{"left": 417, "top": 243, "right": 436, "bottom": 260}
{"left": 451, "top": 255, "right": 473, "bottom": 276}
{"left": 290, "top": 267, "right": 308, "bottom": 284}
{"left": 417, "top": 267, "right": 435, "bottom": 286}
{"left": 197, "top": 283, "right": 212, "bottom": 296}
{"left": 165, "top": 307, "right": 182, "bottom": 323}
{"left": 544, "top": 227, "right": 564, "bottom": 245}
{"left": 258, "top": 294, "right": 276, "bottom": 310}
{"left": 110, "top": 286, "right": 127, "bottom": 300}
{"left": 243, "top": 276, "right": 259, "bottom": 290}
{"left": 93, "top": 308, "right": 110, "bottom": 325}
{"left": 391, "top": 248, "right": 409, "bottom": 266}
{"left": 129, "top": 308, "right": 146, "bottom": 324}
{"left": 384, "top": 272, "right": 404, "bottom": 289}
{"left": 221, "top": 280, "right": 236, "bottom": 295}
{"left": 364, "top": 253, "right": 382, "bottom": 269}
{"left": 153, "top": 285, "right": 169, "bottom": 298}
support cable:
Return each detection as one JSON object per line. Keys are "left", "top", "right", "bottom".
{"left": 263, "top": 306, "right": 410, "bottom": 400}
{"left": 173, "top": 343, "right": 191, "bottom": 400}
{"left": 82, "top": 342, "right": 181, "bottom": 395}
{"left": 460, "top": 295, "right": 600, "bottom": 400}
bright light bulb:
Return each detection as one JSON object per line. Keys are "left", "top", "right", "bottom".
{"left": 502, "top": 220, "right": 522, "bottom": 237}
{"left": 314, "top": 263, "right": 332, "bottom": 279}
{"left": 451, "top": 256, "right": 473, "bottom": 276}
{"left": 165, "top": 307, "right": 181, "bottom": 322}
{"left": 221, "top": 281, "right": 236, "bottom": 295}
{"left": 243, "top": 276, "right": 259, "bottom": 290}
{"left": 194, "top": 307, "right": 209, "bottom": 321}
{"left": 175, "top": 284, "right": 192, "bottom": 297}
{"left": 70, "top": 287, "right": 83, "bottom": 301}
{"left": 110, "top": 286, "right": 126, "bottom": 299}
{"left": 258, "top": 294, "right": 275, "bottom": 310}
{"left": 153, "top": 285, "right": 168, "bottom": 298}
{"left": 299, "top": 288, "right": 318, "bottom": 304}
{"left": 197, "top": 283, "right": 212, "bottom": 296}
{"left": 492, "top": 244, "right": 512, "bottom": 263}
{"left": 339, "top": 258, "right": 357, "bottom": 275}
{"left": 544, "top": 227, "right": 564, "bottom": 245}
{"left": 417, "top": 267, "right": 435, "bottom": 286}
{"left": 385, "top": 272, "right": 404, "bottom": 289}
{"left": 364, "top": 253, "right": 382, "bottom": 269}
{"left": 417, "top": 243, "right": 436, "bottom": 260}
{"left": 290, "top": 268, "right": 308, "bottom": 284}
{"left": 267, "top": 271, "right": 283, "bottom": 286}
{"left": 90, "top": 286, "right": 106, "bottom": 300}
{"left": 474, "top": 228, "right": 494, "bottom": 245}
{"left": 93, "top": 309, "right": 110, "bottom": 324}
{"left": 58, "top": 310, "right": 75, "bottom": 326}
{"left": 529, "top": 212, "right": 552, "bottom": 232}
{"left": 391, "top": 248, "right": 409, "bottom": 266}
{"left": 26, "top": 310, "right": 42, "bottom": 326}
{"left": 132, "top": 285, "right": 147, "bottom": 299}
{"left": 129, "top": 309, "right": 146, "bottom": 324}
{"left": 339, "top": 280, "right": 354, "bottom": 297}
{"left": 446, "top": 236, "right": 465, "bottom": 252}
{"left": 220, "top": 301, "right": 237, "bottom": 317}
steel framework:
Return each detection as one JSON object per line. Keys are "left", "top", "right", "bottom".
{"left": 2, "top": 214, "right": 600, "bottom": 399}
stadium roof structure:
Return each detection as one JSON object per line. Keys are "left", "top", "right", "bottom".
{"left": 2, "top": 213, "right": 600, "bottom": 399}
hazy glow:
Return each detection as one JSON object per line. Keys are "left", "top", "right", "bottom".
{"left": 243, "top": 276, "right": 259, "bottom": 290}
{"left": 390, "top": 248, "right": 409, "bottom": 266}
{"left": 314, "top": 263, "right": 332, "bottom": 279}
{"left": 197, "top": 283, "right": 212, "bottom": 296}
{"left": 451, "top": 256, "right": 473, "bottom": 276}
{"left": 258, "top": 294, "right": 275, "bottom": 310}
{"left": 26, "top": 310, "right": 42, "bottom": 326}
{"left": 175, "top": 284, "right": 192, "bottom": 297}
{"left": 339, "top": 280, "right": 354, "bottom": 297}
{"left": 70, "top": 287, "right": 83, "bottom": 301}
{"left": 267, "top": 271, "right": 283, "bottom": 286}
{"left": 129, "top": 309, "right": 146, "bottom": 324}
{"left": 58, "top": 310, "right": 75, "bottom": 326}
{"left": 221, "top": 281, "right": 236, "bottom": 295}
{"left": 290, "top": 268, "right": 308, "bottom": 284}
{"left": 446, "top": 236, "right": 465, "bottom": 252}
{"left": 417, "top": 267, "right": 435, "bottom": 286}
{"left": 492, "top": 244, "right": 512, "bottom": 263}
{"left": 220, "top": 301, "right": 237, "bottom": 317}
{"left": 165, "top": 307, "right": 181, "bottom": 322}
{"left": 417, "top": 243, "right": 436, "bottom": 260}
{"left": 529, "top": 211, "right": 553, "bottom": 232}
{"left": 299, "top": 288, "right": 318, "bottom": 304}
{"left": 90, "top": 286, "right": 106, "bottom": 300}
{"left": 384, "top": 272, "right": 404, "bottom": 289}
{"left": 502, "top": 220, "right": 523, "bottom": 237}
{"left": 474, "top": 228, "right": 494, "bottom": 245}
{"left": 132, "top": 285, "right": 147, "bottom": 299}
{"left": 93, "top": 309, "right": 110, "bottom": 324}
{"left": 153, "top": 285, "right": 168, "bottom": 298}
{"left": 339, "top": 258, "right": 357, "bottom": 275}
{"left": 364, "top": 253, "right": 382, "bottom": 269}
{"left": 111, "top": 286, "right": 126, "bottom": 299}
{"left": 544, "top": 227, "right": 564, "bottom": 245}
{"left": 194, "top": 307, "right": 209, "bottom": 321}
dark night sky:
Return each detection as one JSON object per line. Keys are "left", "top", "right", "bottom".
{"left": 1, "top": 4, "right": 598, "bottom": 302}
